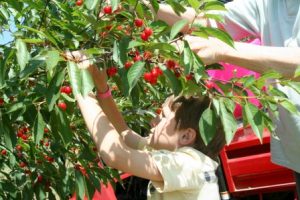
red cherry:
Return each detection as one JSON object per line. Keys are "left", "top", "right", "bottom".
{"left": 105, "top": 25, "right": 113, "bottom": 31}
{"left": 124, "top": 61, "right": 133, "bottom": 69}
{"left": 44, "top": 127, "right": 49, "bottom": 133}
{"left": 174, "top": 71, "right": 181, "bottom": 78}
{"left": 107, "top": 67, "right": 118, "bottom": 77}
{"left": 143, "top": 51, "right": 152, "bottom": 60}
{"left": 144, "top": 27, "right": 153, "bottom": 37}
{"left": 0, "top": 98, "right": 4, "bottom": 106}
{"left": 155, "top": 108, "right": 162, "bottom": 115}
{"left": 17, "top": 129, "right": 24, "bottom": 138}
{"left": 103, "top": 6, "right": 112, "bottom": 14}
{"left": 185, "top": 74, "right": 193, "bottom": 80}
{"left": 19, "top": 162, "right": 26, "bottom": 168}
{"left": 76, "top": 0, "right": 84, "bottom": 6}
{"left": 134, "top": 18, "right": 143, "bottom": 27}
{"left": 44, "top": 141, "right": 50, "bottom": 147}
{"left": 58, "top": 102, "right": 67, "bottom": 111}
{"left": 21, "top": 134, "right": 28, "bottom": 141}
{"left": 140, "top": 32, "right": 149, "bottom": 41}
{"left": 149, "top": 77, "right": 157, "bottom": 85}
{"left": 64, "top": 86, "right": 72, "bottom": 95}
{"left": 37, "top": 175, "right": 43, "bottom": 183}
{"left": 16, "top": 145, "right": 22, "bottom": 151}
{"left": 47, "top": 157, "right": 54, "bottom": 163}
{"left": 151, "top": 67, "right": 163, "bottom": 77}
{"left": 205, "top": 80, "right": 214, "bottom": 89}
{"left": 133, "top": 55, "right": 142, "bottom": 62}
{"left": 22, "top": 127, "right": 29, "bottom": 133}
{"left": 143, "top": 72, "right": 153, "bottom": 83}
{"left": 166, "top": 60, "right": 176, "bottom": 69}
{"left": 1, "top": 149, "right": 7, "bottom": 156}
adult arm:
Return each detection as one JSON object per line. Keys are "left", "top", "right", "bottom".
{"left": 223, "top": 42, "right": 300, "bottom": 79}
{"left": 76, "top": 94, "right": 163, "bottom": 181}
{"left": 184, "top": 36, "right": 300, "bottom": 79}
{"left": 143, "top": 1, "right": 207, "bottom": 32}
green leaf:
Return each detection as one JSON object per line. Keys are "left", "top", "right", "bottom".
{"left": 243, "top": 103, "right": 263, "bottom": 142}
{"left": 199, "top": 108, "right": 217, "bottom": 145}
{"left": 110, "top": 0, "right": 120, "bottom": 11}
{"left": 148, "top": 42, "right": 177, "bottom": 52}
{"left": 75, "top": 171, "right": 85, "bottom": 200}
{"left": 187, "top": 0, "right": 200, "bottom": 10}
{"left": 170, "top": 19, "right": 188, "bottom": 40}
{"left": 294, "top": 66, "right": 300, "bottom": 78}
{"left": 287, "top": 82, "right": 300, "bottom": 94}
{"left": 18, "top": 25, "right": 59, "bottom": 48}
{"left": 45, "top": 50, "right": 60, "bottom": 71}
{"left": 128, "top": 41, "right": 144, "bottom": 49}
{"left": 150, "top": 0, "right": 159, "bottom": 13}
{"left": 19, "top": 60, "right": 44, "bottom": 79}
{"left": 33, "top": 111, "right": 45, "bottom": 145}
{"left": 0, "top": 115, "right": 16, "bottom": 151}
{"left": 85, "top": 0, "right": 100, "bottom": 10}
{"left": 68, "top": 61, "right": 94, "bottom": 97}
{"left": 16, "top": 39, "right": 30, "bottom": 71}
{"left": 202, "top": 27, "right": 234, "bottom": 47}
{"left": 203, "top": 1, "right": 226, "bottom": 11}
{"left": 113, "top": 37, "right": 130, "bottom": 68}
{"left": 256, "top": 71, "right": 282, "bottom": 88}
{"left": 159, "top": 64, "right": 182, "bottom": 95}
{"left": 165, "top": 0, "right": 186, "bottom": 15}
{"left": 242, "top": 75, "right": 256, "bottom": 88}
{"left": 219, "top": 99, "right": 237, "bottom": 144}
{"left": 204, "top": 13, "right": 225, "bottom": 23}
{"left": 127, "top": 61, "right": 145, "bottom": 94}
{"left": 279, "top": 98, "right": 299, "bottom": 115}
{"left": 52, "top": 107, "right": 73, "bottom": 145}
{"left": 46, "top": 69, "right": 65, "bottom": 111}
{"left": 181, "top": 41, "right": 193, "bottom": 75}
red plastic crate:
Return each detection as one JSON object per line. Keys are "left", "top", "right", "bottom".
{"left": 220, "top": 126, "right": 296, "bottom": 196}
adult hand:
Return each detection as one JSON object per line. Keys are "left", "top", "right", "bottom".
{"left": 183, "top": 35, "right": 235, "bottom": 65}
{"left": 64, "top": 50, "right": 93, "bottom": 69}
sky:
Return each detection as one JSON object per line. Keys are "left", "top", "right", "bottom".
{"left": 0, "top": 17, "right": 15, "bottom": 45}
{"left": 0, "top": 31, "right": 13, "bottom": 45}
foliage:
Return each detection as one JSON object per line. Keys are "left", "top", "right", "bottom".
{"left": 0, "top": 0, "right": 300, "bottom": 199}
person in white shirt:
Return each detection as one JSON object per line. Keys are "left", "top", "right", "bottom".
{"left": 145, "top": 0, "right": 300, "bottom": 196}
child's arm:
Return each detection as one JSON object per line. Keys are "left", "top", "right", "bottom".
{"left": 87, "top": 65, "right": 148, "bottom": 149}
{"left": 64, "top": 51, "right": 148, "bottom": 150}
{"left": 76, "top": 94, "right": 162, "bottom": 181}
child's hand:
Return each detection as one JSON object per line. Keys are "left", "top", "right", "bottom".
{"left": 64, "top": 51, "right": 93, "bottom": 69}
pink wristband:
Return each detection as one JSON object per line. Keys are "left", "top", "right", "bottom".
{"left": 97, "top": 87, "right": 112, "bottom": 99}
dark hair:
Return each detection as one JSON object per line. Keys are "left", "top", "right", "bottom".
{"left": 170, "top": 95, "right": 225, "bottom": 161}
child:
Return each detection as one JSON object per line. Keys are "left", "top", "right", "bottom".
{"left": 69, "top": 52, "right": 225, "bottom": 200}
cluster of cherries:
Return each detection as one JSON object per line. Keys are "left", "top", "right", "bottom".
{"left": 57, "top": 85, "right": 72, "bottom": 111}
{"left": 134, "top": 18, "right": 153, "bottom": 41}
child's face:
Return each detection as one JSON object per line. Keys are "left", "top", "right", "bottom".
{"left": 149, "top": 97, "right": 183, "bottom": 151}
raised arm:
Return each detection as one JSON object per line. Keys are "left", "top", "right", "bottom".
{"left": 64, "top": 51, "right": 148, "bottom": 149}
{"left": 143, "top": 1, "right": 208, "bottom": 32}
{"left": 76, "top": 94, "right": 162, "bottom": 182}
{"left": 87, "top": 65, "right": 148, "bottom": 149}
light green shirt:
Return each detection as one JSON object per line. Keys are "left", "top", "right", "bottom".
{"left": 217, "top": 0, "right": 300, "bottom": 173}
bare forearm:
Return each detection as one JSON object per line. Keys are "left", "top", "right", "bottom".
{"left": 146, "top": 3, "right": 207, "bottom": 32}
{"left": 87, "top": 66, "right": 145, "bottom": 149}
{"left": 223, "top": 42, "right": 300, "bottom": 79}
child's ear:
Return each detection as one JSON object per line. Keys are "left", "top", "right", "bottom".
{"left": 179, "top": 128, "right": 196, "bottom": 146}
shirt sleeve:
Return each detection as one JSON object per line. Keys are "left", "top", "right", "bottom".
{"left": 209, "top": 0, "right": 261, "bottom": 40}
{"left": 150, "top": 150, "right": 211, "bottom": 192}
